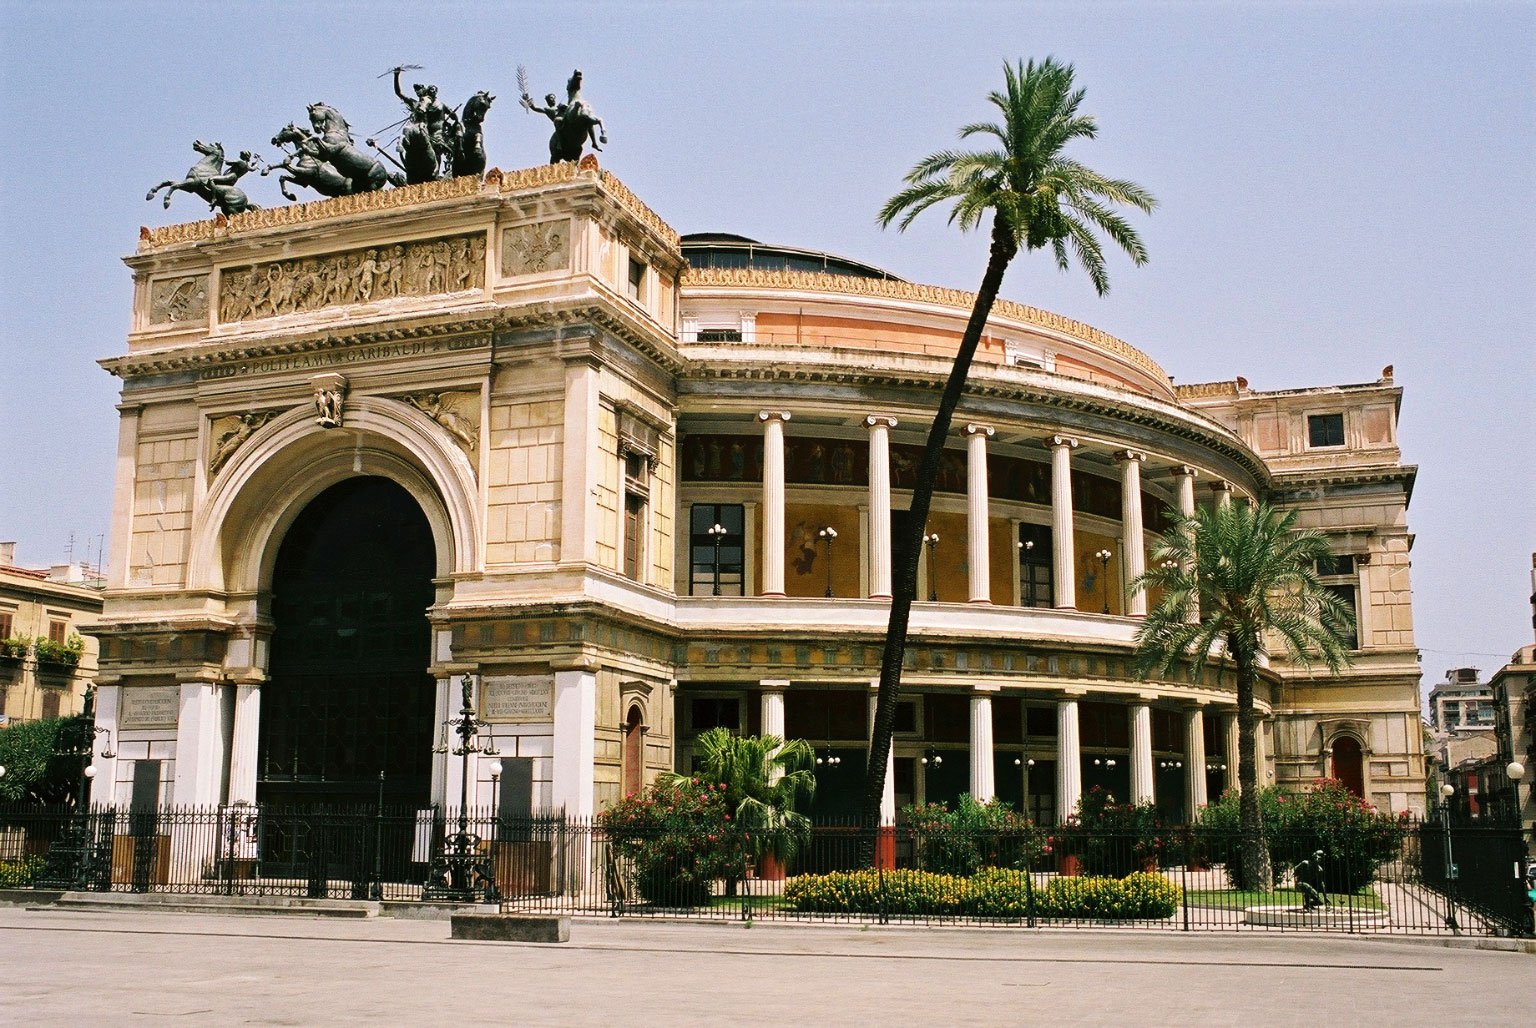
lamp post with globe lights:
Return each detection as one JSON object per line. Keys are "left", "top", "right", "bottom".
{"left": 707, "top": 523, "right": 728, "bottom": 596}
{"left": 818, "top": 527, "right": 838, "bottom": 597}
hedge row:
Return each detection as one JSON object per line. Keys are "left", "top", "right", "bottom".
{"left": 784, "top": 867, "right": 1181, "bottom": 920}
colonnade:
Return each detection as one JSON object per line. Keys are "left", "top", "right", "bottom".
{"left": 750, "top": 410, "right": 1237, "bottom": 611}
{"left": 760, "top": 683, "right": 1257, "bottom": 824}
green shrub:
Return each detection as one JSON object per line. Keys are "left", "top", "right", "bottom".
{"left": 784, "top": 867, "right": 1180, "bottom": 920}
{"left": 0, "top": 856, "right": 45, "bottom": 888}
{"left": 33, "top": 634, "right": 83, "bottom": 669}
{"left": 1197, "top": 778, "right": 1408, "bottom": 892}
{"left": 1054, "top": 786, "right": 1171, "bottom": 876}
{"left": 598, "top": 779, "right": 741, "bottom": 907}
{"left": 0, "top": 714, "right": 96, "bottom": 804}
{"left": 0, "top": 636, "right": 30, "bottom": 661}
{"left": 900, "top": 795, "right": 1048, "bottom": 876}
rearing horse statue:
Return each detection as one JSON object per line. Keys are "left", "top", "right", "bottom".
{"left": 146, "top": 140, "right": 261, "bottom": 215}
{"left": 306, "top": 102, "right": 402, "bottom": 192}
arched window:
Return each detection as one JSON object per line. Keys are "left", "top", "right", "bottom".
{"left": 622, "top": 705, "right": 646, "bottom": 798}
{"left": 1331, "top": 736, "right": 1365, "bottom": 798}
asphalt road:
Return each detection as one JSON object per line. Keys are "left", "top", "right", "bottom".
{"left": 0, "top": 908, "right": 1527, "bottom": 1026}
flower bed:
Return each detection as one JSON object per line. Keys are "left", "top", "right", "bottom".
{"left": 0, "top": 856, "right": 45, "bottom": 888}
{"left": 785, "top": 867, "right": 1180, "bottom": 920}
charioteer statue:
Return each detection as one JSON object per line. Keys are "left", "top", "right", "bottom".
{"left": 521, "top": 68, "right": 606, "bottom": 164}
{"left": 372, "top": 66, "right": 496, "bottom": 185}
{"left": 145, "top": 141, "right": 261, "bottom": 215}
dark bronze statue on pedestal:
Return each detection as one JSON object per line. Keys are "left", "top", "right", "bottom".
{"left": 1292, "top": 849, "right": 1331, "bottom": 910}
{"left": 520, "top": 67, "right": 606, "bottom": 164}
{"left": 145, "top": 141, "right": 261, "bottom": 215}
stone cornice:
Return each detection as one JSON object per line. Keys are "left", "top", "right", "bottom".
{"left": 680, "top": 266, "right": 1168, "bottom": 383}
{"left": 135, "top": 163, "right": 679, "bottom": 256}
{"left": 1268, "top": 463, "right": 1418, "bottom": 504}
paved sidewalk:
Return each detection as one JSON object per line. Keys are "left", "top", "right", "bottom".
{"left": 0, "top": 907, "right": 1526, "bottom": 1026}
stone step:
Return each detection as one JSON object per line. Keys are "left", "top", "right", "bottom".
{"left": 45, "top": 892, "right": 379, "bottom": 918}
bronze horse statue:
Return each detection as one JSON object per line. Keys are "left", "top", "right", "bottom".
{"left": 522, "top": 70, "right": 605, "bottom": 165}
{"left": 145, "top": 140, "right": 261, "bottom": 215}
{"left": 450, "top": 90, "right": 495, "bottom": 178}
{"left": 264, "top": 127, "right": 355, "bottom": 200}
{"left": 383, "top": 72, "right": 496, "bottom": 184}
{"left": 305, "top": 102, "right": 401, "bottom": 193}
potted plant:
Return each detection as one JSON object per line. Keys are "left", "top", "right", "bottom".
{"left": 33, "top": 633, "right": 83, "bottom": 672}
{"left": 0, "top": 636, "right": 30, "bottom": 664}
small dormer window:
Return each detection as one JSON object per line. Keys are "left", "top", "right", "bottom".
{"left": 626, "top": 257, "right": 647, "bottom": 303}
{"left": 1307, "top": 413, "right": 1345, "bottom": 448}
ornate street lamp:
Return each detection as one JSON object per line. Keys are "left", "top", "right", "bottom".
{"left": 818, "top": 526, "right": 838, "bottom": 597}
{"left": 425, "top": 675, "right": 501, "bottom": 903}
{"left": 707, "top": 523, "right": 728, "bottom": 596}
{"left": 924, "top": 532, "right": 941, "bottom": 602}
{"left": 1096, "top": 548, "right": 1114, "bottom": 614}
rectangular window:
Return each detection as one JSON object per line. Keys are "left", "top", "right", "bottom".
{"left": 0, "top": 611, "right": 12, "bottom": 640}
{"left": 1325, "top": 583, "right": 1360, "bottom": 650}
{"left": 47, "top": 620, "right": 68, "bottom": 645}
{"left": 1315, "top": 554, "right": 1356, "bottom": 577}
{"left": 1018, "top": 523, "right": 1054, "bottom": 608}
{"left": 695, "top": 328, "right": 742, "bottom": 343}
{"left": 1307, "top": 413, "right": 1345, "bottom": 447}
{"left": 626, "top": 257, "right": 646, "bottom": 303}
{"left": 41, "top": 689, "right": 61, "bottom": 719}
{"left": 623, "top": 493, "right": 646, "bottom": 582}
{"left": 689, "top": 503, "right": 745, "bottom": 596}
{"left": 894, "top": 699, "right": 920, "bottom": 735}
{"left": 689, "top": 696, "right": 740, "bottom": 733}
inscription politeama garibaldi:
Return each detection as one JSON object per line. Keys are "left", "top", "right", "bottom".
{"left": 218, "top": 232, "right": 486, "bottom": 323}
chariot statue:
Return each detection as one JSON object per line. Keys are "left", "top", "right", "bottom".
{"left": 520, "top": 68, "right": 606, "bottom": 164}
{"left": 368, "top": 67, "right": 496, "bottom": 185}
{"left": 263, "top": 101, "right": 404, "bottom": 200}
{"left": 145, "top": 141, "right": 261, "bottom": 215}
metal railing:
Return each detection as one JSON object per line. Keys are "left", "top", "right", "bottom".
{"left": 1, "top": 804, "right": 1529, "bottom": 936}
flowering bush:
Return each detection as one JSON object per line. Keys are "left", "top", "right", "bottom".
{"left": 1054, "top": 786, "right": 1170, "bottom": 877}
{"left": 0, "top": 856, "right": 45, "bottom": 888}
{"left": 784, "top": 867, "right": 1180, "bottom": 920}
{"left": 33, "top": 634, "right": 83, "bottom": 669}
{"left": 900, "top": 795, "right": 1048, "bottom": 876}
{"left": 597, "top": 779, "right": 741, "bottom": 906}
{"left": 1197, "top": 778, "right": 1408, "bottom": 891}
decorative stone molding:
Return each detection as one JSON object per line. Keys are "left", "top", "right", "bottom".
{"left": 207, "top": 410, "right": 278, "bottom": 475}
{"left": 963, "top": 423, "right": 995, "bottom": 438}
{"left": 682, "top": 266, "right": 1167, "bottom": 381}
{"left": 1116, "top": 449, "right": 1147, "bottom": 463}
{"left": 218, "top": 233, "right": 486, "bottom": 323}
{"left": 501, "top": 221, "right": 570, "bottom": 277}
{"left": 149, "top": 275, "right": 210, "bottom": 325}
{"left": 312, "top": 373, "right": 348, "bottom": 428}
{"left": 864, "top": 415, "right": 898, "bottom": 429}
{"left": 1046, "top": 434, "right": 1079, "bottom": 449}
{"left": 757, "top": 410, "right": 791, "bottom": 424}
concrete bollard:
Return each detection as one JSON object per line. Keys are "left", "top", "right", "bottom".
{"left": 450, "top": 913, "right": 571, "bottom": 943}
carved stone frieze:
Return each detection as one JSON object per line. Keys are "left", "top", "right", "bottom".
{"left": 400, "top": 390, "right": 480, "bottom": 457}
{"left": 501, "top": 221, "right": 569, "bottom": 277}
{"left": 207, "top": 410, "right": 278, "bottom": 475}
{"left": 149, "top": 275, "right": 210, "bottom": 325}
{"left": 218, "top": 233, "right": 486, "bottom": 323}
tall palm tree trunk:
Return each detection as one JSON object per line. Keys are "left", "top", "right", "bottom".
{"left": 1232, "top": 636, "right": 1272, "bottom": 890}
{"left": 861, "top": 218, "right": 1018, "bottom": 846}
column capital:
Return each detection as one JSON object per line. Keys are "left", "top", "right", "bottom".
{"left": 1209, "top": 478, "right": 1234, "bottom": 495}
{"left": 963, "top": 423, "right": 995, "bottom": 438}
{"left": 971, "top": 683, "right": 1002, "bottom": 694}
{"left": 758, "top": 410, "right": 792, "bottom": 424}
{"left": 1046, "top": 434, "right": 1079, "bottom": 449}
{"left": 864, "top": 414, "right": 898, "bottom": 429}
{"left": 1115, "top": 449, "right": 1147, "bottom": 463}
{"left": 1172, "top": 464, "right": 1200, "bottom": 479}
{"left": 759, "top": 678, "right": 790, "bottom": 692}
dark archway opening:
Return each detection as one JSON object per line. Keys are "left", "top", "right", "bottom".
{"left": 258, "top": 477, "right": 437, "bottom": 810}
{"left": 1331, "top": 736, "right": 1365, "bottom": 798}
{"left": 622, "top": 705, "right": 645, "bottom": 799}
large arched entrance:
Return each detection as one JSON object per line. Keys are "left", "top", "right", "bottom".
{"left": 257, "top": 477, "right": 437, "bottom": 809}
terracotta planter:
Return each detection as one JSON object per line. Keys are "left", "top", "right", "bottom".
{"left": 1058, "top": 854, "right": 1083, "bottom": 877}
{"left": 1140, "top": 857, "right": 1160, "bottom": 873}
{"left": 756, "top": 853, "right": 786, "bottom": 881}
{"left": 873, "top": 826, "right": 896, "bottom": 871}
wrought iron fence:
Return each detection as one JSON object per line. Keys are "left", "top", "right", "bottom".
{"left": 1, "top": 804, "right": 1529, "bottom": 936}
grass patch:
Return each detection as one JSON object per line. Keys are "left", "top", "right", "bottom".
{"left": 1185, "top": 888, "right": 1386, "bottom": 911}
{"left": 708, "top": 893, "right": 789, "bottom": 911}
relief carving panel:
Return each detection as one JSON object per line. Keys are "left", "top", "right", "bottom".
{"left": 149, "top": 275, "right": 210, "bottom": 325}
{"left": 400, "top": 389, "right": 480, "bottom": 458}
{"left": 501, "top": 221, "right": 570, "bottom": 278}
{"left": 218, "top": 233, "right": 486, "bottom": 323}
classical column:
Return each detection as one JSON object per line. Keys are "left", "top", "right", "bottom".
{"left": 172, "top": 677, "right": 225, "bottom": 806}
{"left": 868, "top": 686, "right": 896, "bottom": 825}
{"left": 1173, "top": 465, "right": 1198, "bottom": 518}
{"left": 1130, "top": 702, "right": 1155, "bottom": 805}
{"left": 1222, "top": 712, "right": 1240, "bottom": 796}
{"left": 1185, "top": 707, "right": 1208, "bottom": 819}
{"left": 560, "top": 356, "right": 601, "bottom": 565}
{"left": 1048, "top": 435, "right": 1079, "bottom": 610}
{"left": 225, "top": 681, "right": 263, "bottom": 805}
{"left": 1118, "top": 450, "right": 1147, "bottom": 616}
{"left": 552, "top": 664, "right": 598, "bottom": 819}
{"left": 1057, "top": 697, "right": 1082, "bottom": 821}
{"left": 969, "top": 691, "right": 996, "bottom": 802}
{"left": 761, "top": 680, "right": 788, "bottom": 784}
{"left": 965, "top": 424, "right": 994, "bottom": 603}
{"left": 866, "top": 415, "right": 897, "bottom": 600}
{"left": 1210, "top": 479, "right": 1234, "bottom": 509}
{"left": 759, "top": 411, "right": 790, "bottom": 596}
{"left": 1254, "top": 715, "right": 1269, "bottom": 785}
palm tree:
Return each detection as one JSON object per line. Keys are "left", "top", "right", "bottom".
{"left": 863, "top": 58, "right": 1156, "bottom": 837}
{"left": 665, "top": 728, "right": 818, "bottom": 867}
{"left": 1131, "top": 502, "right": 1355, "bottom": 890}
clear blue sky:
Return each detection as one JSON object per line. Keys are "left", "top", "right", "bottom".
{"left": 1, "top": 1, "right": 1532, "bottom": 685}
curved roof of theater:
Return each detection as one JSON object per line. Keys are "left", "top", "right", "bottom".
{"left": 678, "top": 233, "right": 1174, "bottom": 402}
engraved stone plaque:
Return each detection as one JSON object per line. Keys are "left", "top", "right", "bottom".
{"left": 149, "top": 275, "right": 210, "bottom": 325}
{"left": 501, "top": 222, "right": 569, "bottom": 278}
{"left": 120, "top": 685, "right": 181, "bottom": 728}
{"left": 481, "top": 674, "right": 554, "bottom": 723}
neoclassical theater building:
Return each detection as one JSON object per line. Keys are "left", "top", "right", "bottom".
{"left": 89, "top": 165, "right": 1427, "bottom": 825}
